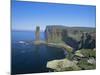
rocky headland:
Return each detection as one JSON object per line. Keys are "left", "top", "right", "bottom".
{"left": 34, "top": 25, "right": 96, "bottom": 72}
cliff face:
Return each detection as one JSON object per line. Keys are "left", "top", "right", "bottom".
{"left": 45, "top": 25, "right": 96, "bottom": 50}
{"left": 45, "top": 26, "right": 62, "bottom": 43}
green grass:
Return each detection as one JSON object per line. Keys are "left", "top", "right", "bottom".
{"left": 77, "top": 58, "right": 96, "bottom": 70}
{"left": 80, "top": 49, "right": 96, "bottom": 58}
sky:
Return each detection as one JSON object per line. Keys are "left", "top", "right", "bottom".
{"left": 11, "top": 1, "right": 96, "bottom": 31}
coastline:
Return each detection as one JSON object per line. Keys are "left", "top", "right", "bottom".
{"left": 33, "top": 40, "right": 73, "bottom": 52}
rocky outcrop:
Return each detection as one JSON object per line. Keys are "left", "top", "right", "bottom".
{"left": 45, "top": 26, "right": 96, "bottom": 71}
{"left": 78, "top": 32, "right": 96, "bottom": 49}
{"left": 46, "top": 49, "right": 96, "bottom": 71}
{"left": 87, "top": 58, "right": 96, "bottom": 64}
{"left": 45, "top": 25, "right": 96, "bottom": 50}
{"left": 46, "top": 58, "right": 81, "bottom": 71}
{"left": 47, "top": 42, "right": 73, "bottom": 52}
{"left": 45, "top": 26, "right": 62, "bottom": 43}
{"left": 35, "top": 26, "right": 40, "bottom": 41}
{"left": 75, "top": 50, "right": 84, "bottom": 57}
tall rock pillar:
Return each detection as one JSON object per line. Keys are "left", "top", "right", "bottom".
{"left": 35, "top": 26, "right": 40, "bottom": 41}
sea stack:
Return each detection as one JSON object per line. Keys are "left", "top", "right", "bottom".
{"left": 35, "top": 26, "right": 40, "bottom": 41}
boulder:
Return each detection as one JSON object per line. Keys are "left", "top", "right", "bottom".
{"left": 46, "top": 58, "right": 81, "bottom": 71}
{"left": 87, "top": 58, "right": 96, "bottom": 64}
{"left": 75, "top": 50, "right": 84, "bottom": 57}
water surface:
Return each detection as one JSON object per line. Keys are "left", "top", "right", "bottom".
{"left": 11, "top": 31, "right": 65, "bottom": 74}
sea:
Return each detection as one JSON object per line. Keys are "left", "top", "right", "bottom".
{"left": 11, "top": 31, "right": 65, "bottom": 74}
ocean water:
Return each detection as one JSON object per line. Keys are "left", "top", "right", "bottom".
{"left": 11, "top": 31, "right": 65, "bottom": 74}
{"left": 12, "top": 31, "right": 45, "bottom": 42}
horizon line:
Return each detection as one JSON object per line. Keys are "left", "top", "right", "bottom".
{"left": 12, "top": 25, "right": 96, "bottom": 31}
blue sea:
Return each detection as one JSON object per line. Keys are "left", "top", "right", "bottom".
{"left": 11, "top": 31, "right": 65, "bottom": 74}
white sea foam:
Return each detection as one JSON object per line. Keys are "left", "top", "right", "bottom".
{"left": 18, "top": 41, "right": 25, "bottom": 44}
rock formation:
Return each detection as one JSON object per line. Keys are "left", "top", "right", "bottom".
{"left": 45, "top": 26, "right": 62, "bottom": 43}
{"left": 45, "top": 25, "right": 96, "bottom": 71}
{"left": 45, "top": 25, "right": 96, "bottom": 50}
{"left": 46, "top": 58, "right": 81, "bottom": 71}
{"left": 35, "top": 26, "right": 40, "bottom": 41}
